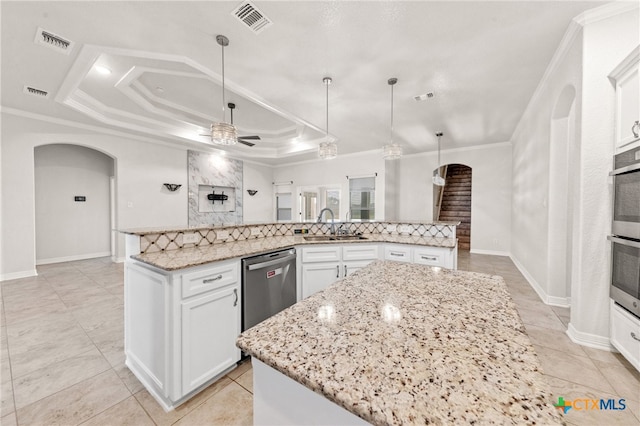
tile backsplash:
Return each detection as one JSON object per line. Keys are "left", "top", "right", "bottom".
{"left": 137, "top": 222, "right": 457, "bottom": 254}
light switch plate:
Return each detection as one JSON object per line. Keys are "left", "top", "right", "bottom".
{"left": 400, "top": 225, "right": 411, "bottom": 234}
{"left": 217, "top": 230, "right": 229, "bottom": 240}
{"left": 183, "top": 232, "right": 199, "bottom": 244}
{"left": 386, "top": 224, "right": 397, "bottom": 233}
{"left": 250, "top": 227, "right": 260, "bottom": 236}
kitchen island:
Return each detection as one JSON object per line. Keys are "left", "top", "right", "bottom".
{"left": 236, "top": 260, "right": 563, "bottom": 425}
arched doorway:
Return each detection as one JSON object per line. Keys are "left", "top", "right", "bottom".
{"left": 433, "top": 164, "right": 472, "bottom": 250}
{"left": 34, "top": 144, "right": 115, "bottom": 265}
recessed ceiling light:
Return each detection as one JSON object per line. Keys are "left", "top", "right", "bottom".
{"left": 94, "top": 65, "right": 111, "bottom": 75}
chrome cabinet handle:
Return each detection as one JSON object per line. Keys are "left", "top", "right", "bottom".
{"left": 336, "top": 265, "right": 339, "bottom": 278}
{"left": 421, "top": 255, "right": 437, "bottom": 261}
{"left": 631, "top": 332, "right": 640, "bottom": 342}
{"left": 203, "top": 275, "right": 223, "bottom": 283}
{"left": 344, "top": 265, "right": 347, "bottom": 276}
{"left": 632, "top": 120, "right": 640, "bottom": 138}
{"left": 233, "top": 288, "right": 238, "bottom": 307}
{"left": 390, "top": 252, "right": 403, "bottom": 257}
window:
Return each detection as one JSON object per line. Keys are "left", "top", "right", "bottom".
{"left": 349, "top": 176, "right": 375, "bottom": 221}
{"left": 325, "top": 188, "right": 340, "bottom": 220}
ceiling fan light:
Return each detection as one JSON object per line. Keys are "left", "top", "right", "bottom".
{"left": 210, "top": 122, "right": 238, "bottom": 145}
{"left": 318, "top": 141, "right": 337, "bottom": 159}
{"left": 383, "top": 142, "right": 403, "bottom": 160}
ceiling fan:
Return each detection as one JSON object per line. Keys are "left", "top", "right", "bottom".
{"left": 227, "top": 102, "right": 261, "bottom": 147}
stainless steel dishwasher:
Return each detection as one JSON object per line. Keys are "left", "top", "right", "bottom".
{"left": 241, "top": 248, "right": 296, "bottom": 331}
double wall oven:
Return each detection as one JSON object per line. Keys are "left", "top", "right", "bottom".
{"left": 609, "top": 144, "right": 640, "bottom": 317}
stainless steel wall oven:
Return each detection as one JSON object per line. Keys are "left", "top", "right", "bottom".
{"left": 609, "top": 144, "right": 640, "bottom": 317}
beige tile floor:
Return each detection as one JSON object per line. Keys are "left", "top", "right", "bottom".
{"left": 1, "top": 253, "right": 638, "bottom": 425}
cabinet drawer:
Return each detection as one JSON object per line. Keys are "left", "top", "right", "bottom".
{"left": 342, "top": 244, "right": 379, "bottom": 261}
{"left": 302, "top": 246, "right": 341, "bottom": 263}
{"left": 610, "top": 302, "right": 640, "bottom": 372}
{"left": 384, "top": 245, "right": 412, "bottom": 263}
{"left": 413, "top": 247, "right": 447, "bottom": 267}
{"left": 181, "top": 261, "right": 239, "bottom": 298}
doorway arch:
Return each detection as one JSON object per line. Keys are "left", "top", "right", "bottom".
{"left": 34, "top": 144, "right": 116, "bottom": 265}
{"left": 433, "top": 163, "right": 472, "bottom": 250}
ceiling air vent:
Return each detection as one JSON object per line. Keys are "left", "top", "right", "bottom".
{"left": 414, "top": 92, "right": 435, "bottom": 102}
{"left": 23, "top": 86, "right": 50, "bottom": 99}
{"left": 34, "top": 27, "right": 74, "bottom": 54}
{"left": 232, "top": 1, "right": 272, "bottom": 34}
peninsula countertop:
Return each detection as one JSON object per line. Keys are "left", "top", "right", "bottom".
{"left": 236, "top": 260, "right": 563, "bottom": 425}
{"left": 131, "top": 234, "right": 456, "bottom": 271}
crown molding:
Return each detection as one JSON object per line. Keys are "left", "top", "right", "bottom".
{"left": 512, "top": 1, "right": 639, "bottom": 141}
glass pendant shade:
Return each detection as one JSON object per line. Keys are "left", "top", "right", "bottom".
{"left": 210, "top": 122, "right": 238, "bottom": 146}
{"left": 318, "top": 141, "right": 338, "bottom": 159}
{"left": 383, "top": 142, "right": 403, "bottom": 160}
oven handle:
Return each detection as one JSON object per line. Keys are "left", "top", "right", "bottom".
{"left": 610, "top": 163, "right": 640, "bottom": 176}
{"left": 607, "top": 235, "right": 640, "bottom": 249}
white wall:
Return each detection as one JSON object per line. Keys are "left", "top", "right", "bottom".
{"left": 243, "top": 161, "right": 275, "bottom": 223}
{"left": 34, "top": 144, "right": 113, "bottom": 263}
{"left": 1, "top": 112, "right": 189, "bottom": 279}
{"left": 396, "top": 143, "right": 512, "bottom": 254}
{"left": 510, "top": 6, "right": 639, "bottom": 347}
{"left": 272, "top": 151, "right": 385, "bottom": 222}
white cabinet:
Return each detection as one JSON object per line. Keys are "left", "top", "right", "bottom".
{"left": 125, "top": 259, "right": 241, "bottom": 411}
{"left": 384, "top": 244, "right": 412, "bottom": 263}
{"left": 301, "top": 244, "right": 379, "bottom": 298}
{"left": 610, "top": 46, "right": 640, "bottom": 150}
{"left": 384, "top": 243, "right": 456, "bottom": 269}
{"left": 610, "top": 300, "right": 640, "bottom": 372}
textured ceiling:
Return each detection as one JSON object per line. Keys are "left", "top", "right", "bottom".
{"left": 1, "top": 1, "right": 613, "bottom": 164}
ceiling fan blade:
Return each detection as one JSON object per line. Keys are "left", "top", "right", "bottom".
{"left": 238, "top": 135, "right": 261, "bottom": 140}
{"left": 238, "top": 139, "right": 256, "bottom": 147}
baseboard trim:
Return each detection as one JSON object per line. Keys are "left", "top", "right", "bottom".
{"left": 547, "top": 295, "right": 571, "bottom": 308}
{"left": 112, "top": 256, "right": 126, "bottom": 263}
{"left": 566, "top": 323, "right": 613, "bottom": 351}
{"left": 469, "top": 249, "right": 510, "bottom": 256}
{"left": 36, "top": 251, "right": 112, "bottom": 265}
{"left": 509, "top": 255, "right": 547, "bottom": 303}
{"left": 0, "top": 269, "right": 38, "bottom": 282}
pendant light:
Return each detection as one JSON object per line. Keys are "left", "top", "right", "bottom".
{"left": 432, "top": 132, "right": 445, "bottom": 186}
{"left": 383, "top": 77, "right": 402, "bottom": 160}
{"left": 318, "top": 77, "right": 337, "bottom": 159}
{"left": 210, "top": 35, "right": 238, "bottom": 146}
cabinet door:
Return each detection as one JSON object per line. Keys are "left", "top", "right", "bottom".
{"left": 615, "top": 61, "right": 639, "bottom": 148}
{"left": 302, "top": 262, "right": 340, "bottom": 299}
{"left": 182, "top": 286, "right": 240, "bottom": 394}
{"left": 342, "top": 244, "right": 379, "bottom": 261}
{"left": 343, "top": 260, "right": 374, "bottom": 277}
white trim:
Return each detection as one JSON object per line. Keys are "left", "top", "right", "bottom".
{"left": 509, "top": 254, "right": 547, "bottom": 303}
{"left": 36, "top": 251, "right": 112, "bottom": 265}
{"left": 112, "top": 256, "right": 126, "bottom": 263}
{"left": 469, "top": 249, "right": 510, "bottom": 257}
{"left": 566, "top": 323, "right": 613, "bottom": 351}
{"left": 574, "top": 1, "right": 639, "bottom": 27}
{"left": 547, "top": 295, "right": 571, "bottom": 308}
{"left": 0, "top": 270, "right": 38, "bottom": 282}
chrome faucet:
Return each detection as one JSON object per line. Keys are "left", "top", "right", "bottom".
{"left": 317, "top": 208, "right": 336, "bottom": 235}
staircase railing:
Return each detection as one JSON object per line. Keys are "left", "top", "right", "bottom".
{"left": 434, "top": 165, "right": 448, "bottom": 221}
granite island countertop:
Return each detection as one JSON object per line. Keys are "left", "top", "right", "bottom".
{"left": 131, "top": 234, "right": 456, "bottom": 271}
{"left": 236, "top": 260, "right": 563, "bottom": 425}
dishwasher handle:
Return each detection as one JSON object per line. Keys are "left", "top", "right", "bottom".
{"left": 246, "top": 253, "right": 297, "bottom": 271}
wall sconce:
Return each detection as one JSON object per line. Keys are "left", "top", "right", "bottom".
{"left": 247, "top": 189, "right": 258, "bottom": 196}
{"left": 163, "top": 183, "right": 182, "bottom": 192}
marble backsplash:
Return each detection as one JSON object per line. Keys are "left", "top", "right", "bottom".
{"left": 135, "top": 222, "right": 457, "bottom": 254}
{"left": 188, "top": 150, "right": 243, "bottom": 226}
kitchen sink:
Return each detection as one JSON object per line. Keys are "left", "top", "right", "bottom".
{"left": 303, "top": 235, "right": 336, "bottom": 242}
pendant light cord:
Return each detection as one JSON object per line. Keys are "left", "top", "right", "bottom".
{"left": 221, "top": 42, "right": 226, "bottom": 122}
{"left": 390, "top": 83, "right": 394, "bottom": 144}
{"left": 326, "top": 78, "right": 329, "bottom": 137}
